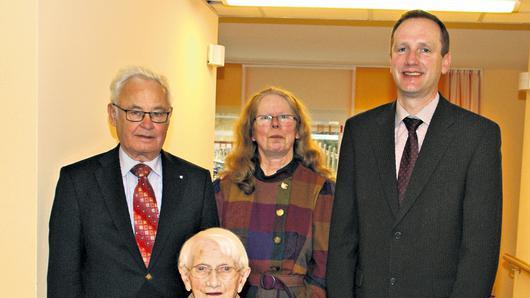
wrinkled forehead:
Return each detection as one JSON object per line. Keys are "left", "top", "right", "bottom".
{"left": 119, "top": 78, "right": 171, "bottom": 108}
{"left": 256, "top": 93, "right": 295, "bottom": 114}
{"left": 191, "top": 240, "right": 234, "bottom": 265}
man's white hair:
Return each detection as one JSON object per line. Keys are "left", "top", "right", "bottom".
{"left": 109, "top": 66, "right": 171, "bottom": 105}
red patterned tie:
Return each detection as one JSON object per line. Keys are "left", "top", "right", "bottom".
{"left": 131, "top": 164, "right": 159, "bottom": 267}
{"left": 397, "top": 117, "right": 423, "bottom": 204}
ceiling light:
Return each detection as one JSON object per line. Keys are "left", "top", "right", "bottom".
{"left": 221, "top": 0, "right": 519, "bottom": 13}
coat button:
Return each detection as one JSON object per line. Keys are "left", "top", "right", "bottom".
{"left": 145, "top": 273, "right": 153, "bottom": 280}
{"left": 390, "top": 277, "right": 397, "bottom": 286}
{"left": 280, "top": 182, "right": 288, "bottom": 189}
{"left": 394, "top": 231, "right": 402, "bottom": 240}
{"left": 276, "top": 209, "right": 285, "bottom": 216}
{"left": 273, "top": 236, "right": 282, "bottom": 244}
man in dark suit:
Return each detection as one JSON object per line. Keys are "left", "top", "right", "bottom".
{"left": 327, "top": 10, "right": 502, "bottom": 298}
{"left": 47, "top": 66, "right": 219, "bottom": 297}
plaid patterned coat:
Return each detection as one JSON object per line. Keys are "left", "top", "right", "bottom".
{"left": 214, "top": 162, "right": 334, "bottom": 298}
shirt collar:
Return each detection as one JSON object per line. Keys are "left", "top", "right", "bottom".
{"left": 254, "top": 155, "right": 301, "bottom": 182}
{"left": 395, "top": 93, "right": 439, "bottom": 127}
{"left": 119, "top": 146, "right": 162, "bottom": 177}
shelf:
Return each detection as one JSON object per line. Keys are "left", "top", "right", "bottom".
{"left": 312, "top": 133, "right": 339, "bottom": 141}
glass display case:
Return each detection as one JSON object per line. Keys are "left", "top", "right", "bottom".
{"left": 213, "top": 112, "right": 238, "bottom": 178}
{"left": 312, "top": 121, "right": 341, "bottom": 174}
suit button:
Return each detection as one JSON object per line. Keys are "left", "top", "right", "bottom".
{"left": 394, "top": 231, "right": 402, "bottom": 240}
{"left": 145, "top": 273, "right": 153, "bottom": 280}
{"left": 390, "top": 277, "right": 397, "bottom": 286}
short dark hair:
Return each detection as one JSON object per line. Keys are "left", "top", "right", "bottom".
{"left": 390, "top": 10, "right": 450, "bottom": 56}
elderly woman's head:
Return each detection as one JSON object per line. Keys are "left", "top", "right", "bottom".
{"left": 178, "top": 228, "right": 251, "bottom": 298}
{"left": 222, "top": 87, "right": 333, "bottom": 194}
{"left": 235, "top": 87, "right": 313, "bottom": 161}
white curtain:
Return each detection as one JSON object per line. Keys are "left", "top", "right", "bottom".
{"left": 443, "top": 69, "right": 481, "bottom": 113}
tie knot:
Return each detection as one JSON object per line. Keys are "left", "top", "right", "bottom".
{"left": 403, "top": 117, "right": 423, "bottom": 132}
{"left": 131, "top": 163, "right": 151, "bottom": 178}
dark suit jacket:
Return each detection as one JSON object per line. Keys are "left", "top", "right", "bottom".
{"left": 48, "top": 146, "right": 219, "bottom": 298}
{"left": 327, "top": 96, "right": 502, "bottom": 298}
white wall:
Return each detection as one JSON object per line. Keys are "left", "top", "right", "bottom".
{"left": 0, "top": 0, "right": 38, "bottom": 297}
{"left": 37, "top": 0, "right": 218, "bottom": 297}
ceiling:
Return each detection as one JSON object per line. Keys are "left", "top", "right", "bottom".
{"left": 206, "top": 0, "right": 530, "bottom": 29}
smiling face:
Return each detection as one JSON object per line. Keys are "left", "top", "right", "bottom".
{"left": 181, "top": 240, "right": 249, "bottom": 298}
{"left": 390, "top": 17, "right": 451, "bottom": 103}
{"left": 108, "top": 77, "right": 171, "bottom": 162}
{"left": 252, "top": 94, "right": 299, "bottom": 162}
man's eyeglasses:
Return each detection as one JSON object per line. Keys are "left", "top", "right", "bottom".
{"left": 112, "top": 103, "right": 172, "bottom": 124}
{"left": 187, "top": 264, "right": 239, "bottom": 280}
{"left": 254, "top": 114, "right": 298, "bottom": 127}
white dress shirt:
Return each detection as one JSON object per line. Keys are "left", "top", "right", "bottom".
{"left": 119, "top": 146, "right": 163, "bottom": 232}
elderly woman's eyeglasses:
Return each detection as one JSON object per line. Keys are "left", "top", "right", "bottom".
{"left": 188, "top": 264, "right": 239, "bottom": 279}
{"left": 112, "top": 103, "right": 172, "bottom": 124}
{"left": 254, "top": 114, "right": 298, "bottom": 126}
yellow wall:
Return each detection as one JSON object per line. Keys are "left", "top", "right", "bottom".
{"left": 355, "top": 67, "right": 396, "bottom": 114}
{"left": 354, "top": 67, "right": 451, "bottom": 115}
{"left": 481, "top": 69, "right": 527, "bottom": 298}
{"left": 0, "top": 0, "right": 38, "bottom": 296}
{"left": 35, "top": 0, "right": 218, "bottom": 297}
{"left": 217, "top": 63, "right": 243, "bottom": 109}
{"left": 243, "top": 66, "right": 353, "bottom": 123}
{"left": 512, "top": 51, "right": 530, "bottom": 298}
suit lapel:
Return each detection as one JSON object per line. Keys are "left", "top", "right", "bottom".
{"left": 394, "top": 97, "right": 457, "bottom": 225}
{"left": 371, "top": 102, "right": 400, "bottom": 217}
{"left": 148, "top": 151, "right": 185, "bottom": 270}
{"left": 95, "top": 146, "right": 146, "bottom": 269}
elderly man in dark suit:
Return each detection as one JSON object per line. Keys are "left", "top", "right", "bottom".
{"left": 47, "top": 66, "right": 219, "bottom": 297}
{"left": 327, "top": 10, "right": 502, "bottom": 298}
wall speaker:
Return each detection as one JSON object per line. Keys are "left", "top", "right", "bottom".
{"left": 519, "top": 72, "right": 529, "bottom": 91}
{"left": 208, "top": 44, "right": 225, "bottom": 67}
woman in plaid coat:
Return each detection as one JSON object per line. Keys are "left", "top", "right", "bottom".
{"left": 214, "top": 87, "right": 335, "bottom": 298}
